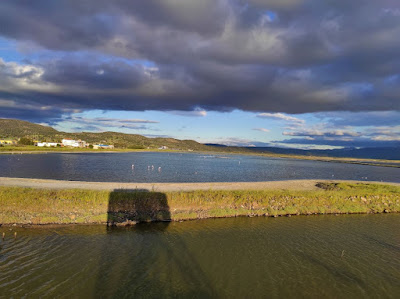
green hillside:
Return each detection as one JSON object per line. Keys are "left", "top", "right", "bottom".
{"left": 0, "top": 118, "right": 217, "bottom": 150}
{"left": 0, "top": 119, "right": 58, "bottom": 137}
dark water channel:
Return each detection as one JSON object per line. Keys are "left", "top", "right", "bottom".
{"left": 0, "top": 214, "right": 399, "bottom": 298}
{"left": 0, "top": 152, "right": 399, "bottom": 182}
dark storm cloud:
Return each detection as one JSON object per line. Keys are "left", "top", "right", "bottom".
{"left": 0, "top": 106, "right": 68, "bottom": 123}
{"left": 0, "top": 0, "right": 400, "bottom": 120}
{"left": 41, "top": 59, "right": 150, "bottom": 89}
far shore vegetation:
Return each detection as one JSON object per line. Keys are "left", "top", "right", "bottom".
{"left": 1, "top": 182, "right": 399, "bottom": 226}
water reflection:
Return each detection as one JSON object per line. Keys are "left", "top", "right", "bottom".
{"left": 0, "top": 215, "right": 399, "bottom": 297}
{"left": 94, "top": 223, "right": 216, "bottom": 297}
{"left": 0, "top": 152, "right": 399, "bottom": 182}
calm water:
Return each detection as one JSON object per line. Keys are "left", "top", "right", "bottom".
{"left": 1, "top": 215, "right": 399, "bottom": 298}
{"left": 0, "top": 152, "right": 399, "bottom": 182}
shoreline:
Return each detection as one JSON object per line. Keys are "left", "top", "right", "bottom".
{"left": 0, "top": 179, "right": 399, "bottom": 226}
{"left": 1, "top": 177, "right": 400, "bottom": 191}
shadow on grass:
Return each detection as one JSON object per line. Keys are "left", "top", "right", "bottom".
{"left": 107, "top": 189, "right": 171, "bottom": 226}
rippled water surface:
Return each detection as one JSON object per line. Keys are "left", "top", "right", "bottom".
{"left": 0, "top": 152, "right": 399, "bottom": 182}
{"left": 0, "top": 215, "right": 399, "bottom": 298}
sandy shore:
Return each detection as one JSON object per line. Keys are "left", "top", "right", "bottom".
{"left": 0, "top": 177, "right": 399, "bottom": 192}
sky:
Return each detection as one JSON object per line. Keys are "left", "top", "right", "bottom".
{"left": 0, "top": 0, "right": 399, "bottom": 149}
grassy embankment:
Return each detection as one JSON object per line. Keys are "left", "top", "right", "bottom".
{"left": 0, "top": 182, "right": 399, "bottom": 225}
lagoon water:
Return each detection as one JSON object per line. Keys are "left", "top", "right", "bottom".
{"left": 1, "top": 214, "right": 399, "bottom": 297}
{"left": 1, "top": 153, "right": 400, "bottom": 297}
{"left": 0, "top": 152, "right": 399, "bottom": 182}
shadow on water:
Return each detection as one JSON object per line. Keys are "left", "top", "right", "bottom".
{"left": 93, "top": 189, "right": 216, "bottom": 297}
{"left": 361, "top": 234, "right": 400, "bottom": 252}
{"left": 107, "top": 189, "right": 171, "bottom": 226}
{"left": 295, "top": 251, "right": 367, "bottom": 288}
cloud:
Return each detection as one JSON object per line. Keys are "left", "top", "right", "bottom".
{"left": 59, "top": 116, "right": 159, "bottom": 132}
{"left": 278, "top": 123, "right": 400, "bottom": 148}
{"left": 275, "top": 137, "right": 400, "bottom": 148}
{"left": 316, "top": 111, "right": 400, "bottom": 127}
{"left": 283, "top": 128, "right": 361, "bottom": 137}
{"left": 365, "top": 126, "right": 400, "bottom": 142}
{"left": 204, "top": 137, "right": 269, "bottom": 147}
{"left": 0, "top": 0, "right": 399, "bottom": 123}
{"left": 167, "top": 109, "right": 207, "bottom": 117}
{"left": 93, "top": 117, "right": 159, "bottom": 124}
{"left": 371, "top": 136, "right": 400, "bottom": 141}
{"left": 253, "top": 128, "right": 270, "bottom": 133}
{"left": 257, "top": 113, "right": 305, "bottom": 124}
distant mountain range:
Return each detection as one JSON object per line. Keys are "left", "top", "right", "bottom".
{"left": 206, "top": 145, "right": 400, "bottom": 161}
{"left": 1, "top": 119, "right": 399, "bottom": 160}
{"left": 242, "top": 146, "right": 400, "bottom": 161}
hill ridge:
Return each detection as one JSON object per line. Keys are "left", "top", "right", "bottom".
{"left": 0, "top": 119, "right": 212, "bottom": 150}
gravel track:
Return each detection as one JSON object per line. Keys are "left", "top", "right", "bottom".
{"left": 1, "top": 177, "right": 399, "bottom": 192}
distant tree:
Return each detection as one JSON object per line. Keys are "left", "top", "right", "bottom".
{"left": 18, "top": 137, "right": 34, "bottom": 145}
{"left": 128, "top": 145, "right": 145, "bottom": 149}
{"left": 89, "top": 144, "right": 93, "bottom": 149}
{"left": 114, "top": 142, "right": 126, "bottom": 149}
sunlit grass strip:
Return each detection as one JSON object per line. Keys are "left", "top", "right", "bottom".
{"left": 0, "top": 183, "right": 399, "bottom": 225}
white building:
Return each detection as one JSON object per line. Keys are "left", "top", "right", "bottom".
{"left": 62, "top": 139, "right": 87, "bottom": 148}
{"left": 36, "top": 142, "right": 58, "bottom": 147}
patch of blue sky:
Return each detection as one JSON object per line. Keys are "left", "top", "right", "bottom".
{"left": 384, "top": 74, "right": 399, "bottom": 84}
{"left": 37, "top": 50, "right": 156, "bottom": 68}
{"left": 0, "top": 37, "right": 23, "bottom": 62}
{"left": 95, "top": 55, "right": 156, "bottom": 68}
{"left": 58, "top": 50, "right": 156, "bottom": 67}
{"left": 0, "top": 37, "right": 61, "bottom": 63}
{"left": 264, "top": 10, "right": 278, "bottom": 22}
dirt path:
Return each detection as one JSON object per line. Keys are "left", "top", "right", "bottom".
{"left": 1, "top": 177, "right": 399, "bottom": 192}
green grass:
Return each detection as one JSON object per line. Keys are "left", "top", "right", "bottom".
{"left": 0, "top": 182, "right": 399, "bottom": 225}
